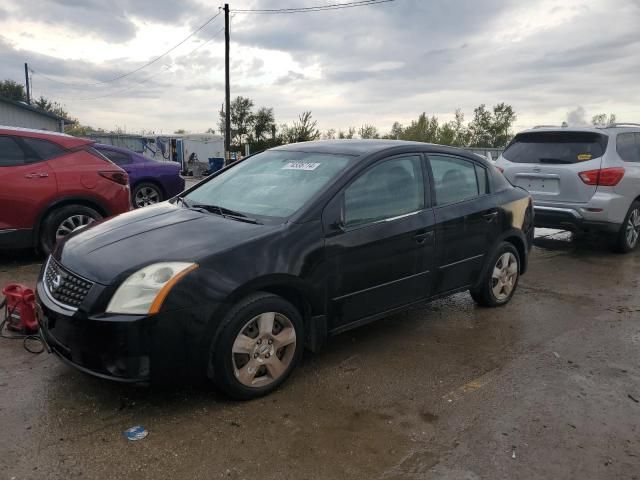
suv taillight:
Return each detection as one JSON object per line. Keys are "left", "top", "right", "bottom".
{"left": 578, "top": 167, "right": 624, "bottom": 186}
{"left": 99, "top": 171, "right": 129, "bottom": 185}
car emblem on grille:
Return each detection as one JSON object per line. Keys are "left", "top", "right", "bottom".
{"left": 52, "top": 274, "right": 62, "bottom": 290}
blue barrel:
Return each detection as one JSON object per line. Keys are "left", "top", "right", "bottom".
{"left": 208, "top": 157, "right": 224, "bottom": 173}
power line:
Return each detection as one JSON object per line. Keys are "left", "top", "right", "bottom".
{"left": 232, "top": 0, "right": 396, "bottom": 14}
{"left": 30, "top": 9, "right": 223, "bottom": 88}
{"left": 68, "top": 23, "right": 229, "bottom": 101}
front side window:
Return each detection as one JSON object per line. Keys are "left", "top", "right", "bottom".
{"left": 0, "top": 136, "right": 26, "bottom": 167}
{"left": 184, "top": 150, "right": 352, "bottom": 219}
{"left": 344, "top": 155, "right": 424, "bottom": 228}
{"left": 429, "top": 155, "right": 481, "bottom": 205}
{"left": 617, "top": 132, "right": 640, "bottom": 163}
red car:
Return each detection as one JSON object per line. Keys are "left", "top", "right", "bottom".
{"left": 0, "top": 126, "right": 131, "bottom": 253}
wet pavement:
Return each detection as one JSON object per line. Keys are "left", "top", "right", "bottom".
{"left": 1, "top": 230, "right": 639, "bottom": 479}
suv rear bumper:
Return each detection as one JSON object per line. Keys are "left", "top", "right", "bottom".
{"left": 534, "top": 206, "right": 620, "bottom": 233}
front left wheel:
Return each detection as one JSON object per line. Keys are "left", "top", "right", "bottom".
{"left": 210, "top": 292, "right": 303, "bottom": 400}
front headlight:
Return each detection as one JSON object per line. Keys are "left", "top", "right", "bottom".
{"left": 106, "top": 262, "right": 198, "bottom": 315}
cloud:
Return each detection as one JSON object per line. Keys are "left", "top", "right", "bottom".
{"left": 10, "top": 0, "right": 207, "bottom": 43}
{"left": 0, "top": 0, "right": 638, "bottom": 133}
{"left": 276, "top": 70, "right": 305, "bottom": 85}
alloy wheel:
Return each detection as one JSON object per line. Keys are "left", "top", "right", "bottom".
{"left": 231, "top": 312, "right": 297, "bottom": 388}
{"left": 55, "top": 214, "right": 96, "bottom": 241}
{"left": 491, "top": 252, "right": 518, "bottom": 301}
{"left": 135, "top": 186, "right": 161, "bottom": 207}
{"left": 625, "top": 208, "right": 640, "bottom": 248}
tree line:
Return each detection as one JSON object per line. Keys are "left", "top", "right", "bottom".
{"left": 219, "top": 97, "right": 518, "bottom": 152}
{"left": 0, "top": 80, "right": 619, "bottom": 149}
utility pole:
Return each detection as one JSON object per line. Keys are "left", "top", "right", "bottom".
{"left": 224, "top": 3, "right": 231, "bottom": 165}
{"left": 24, "top": 62, "right": 31, "bottom": 104}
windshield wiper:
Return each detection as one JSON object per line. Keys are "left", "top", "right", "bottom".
{"left": 190, "top": 204, "right": 261, "bottom": 224}
{"left": 539, "top": 157, "right": 573, "bottom": 164}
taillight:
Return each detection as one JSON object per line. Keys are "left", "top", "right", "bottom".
{"left": 578, "top": 167, "right": 624, "bottom": 186}
{"left": 99, "top": 171, "right": 129, "bottom": 185}
{"left": 495, "top": 166, "right": 504, "bottom": 174}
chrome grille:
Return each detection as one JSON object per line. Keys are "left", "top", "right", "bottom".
{"left": 44, "top": 257, "right": 93, "bottom": 309}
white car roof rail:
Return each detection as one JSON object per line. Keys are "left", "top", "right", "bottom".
{"left": 605, "top": 123, "right": 640, "bottom": 128}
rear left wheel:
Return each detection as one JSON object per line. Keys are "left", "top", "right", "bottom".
{"left": 612, "top": 201, "right": 640, "bottom": 253}
{"left": 470, "top": 242, "right": 520, "bottom": 307}
{"left": 132, "top": 182, "right": 163, "bottom": 208}
{"left": 40, "top": 205, "right": 101, "bottom": 254}
{"left": 210, "top": 292, "right": 303, "bottom": 400}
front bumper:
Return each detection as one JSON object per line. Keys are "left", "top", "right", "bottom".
{"left": 36, "top": 280, "right": 210, "bottom": 383}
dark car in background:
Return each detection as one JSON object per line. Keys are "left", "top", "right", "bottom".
{"left": 95, "top": 144, "right": 185, "bottom": 208}
{"left": 0, "top": 126, "right": 131, "bottom": 253}
{"left": 37, "top": 140, "right": 533, "bottom": 399}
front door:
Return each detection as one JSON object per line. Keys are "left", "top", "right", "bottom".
{"left": 325, "top": 154, "right": 435, "bottom": 330}
{"left": 427, "top": 154, "right": 500, "bottom": 294}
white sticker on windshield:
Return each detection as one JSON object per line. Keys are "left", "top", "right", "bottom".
{"left": 282, "top": 162, "right": 321, "bottom": 171}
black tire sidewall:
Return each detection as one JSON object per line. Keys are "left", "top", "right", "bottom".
{"left": 483, "top": 242, "right": 520, "bottom": 306}
{"left": 212, "top": 293, "right": 304, "bottom": 400}
{"left": 133, "top": 182, "right": 163, "bottom": 208}
{"left": 40, "top": 205, "right": 102, "bottom": 254}
{"left": 616, "top": 201, "right": 640, "bottom": 253}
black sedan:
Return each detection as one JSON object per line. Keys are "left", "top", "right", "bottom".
{"left": 36, "top": 140, "right": 533, "bottom": 399}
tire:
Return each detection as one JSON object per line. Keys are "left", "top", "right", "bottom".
{"left": 470, "top": 242, "right": 520, "bottom": 307}
{"left": 211, "top": 292, "right": 304, "bottom": 400}
{"left": 40, "top": 205, "right": 102, "bottom": 255}
{"left": 612, "top": 201, "right": 640, "bottom": 253}
{"left": 132, "top": 182, "right": 163, "bottom": 208}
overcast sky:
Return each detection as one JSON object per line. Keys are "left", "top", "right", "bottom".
{"left": 0, "top": 0, "right": 638, "bottom": 134}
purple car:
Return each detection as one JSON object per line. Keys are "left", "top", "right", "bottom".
{"left": 95, "top": 144, "right": 185, "bottom": 208}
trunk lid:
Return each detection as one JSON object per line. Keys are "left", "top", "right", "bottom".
{"left": 499, "top": 130, "right": 609, "bottom": 203}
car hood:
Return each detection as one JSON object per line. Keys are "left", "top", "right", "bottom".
{"left": 56, "top": 202, "right": 281, "bottom": 284}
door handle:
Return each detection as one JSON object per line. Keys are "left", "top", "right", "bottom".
{"left": 414, "top": 230, "right": 434, "bottom": 244}
{"left": 482, "top": 211, "right": 498, "bottom": 222}
{"left": 24, "top": 172, "right": 49, "bottom": 178}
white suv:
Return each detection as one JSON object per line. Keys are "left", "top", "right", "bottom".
{"left": 496, "top": 123, "right": 640, "bottom": 252}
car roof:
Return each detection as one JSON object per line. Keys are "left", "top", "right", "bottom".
{"left": 0, "top": 125, "right": 93, "bottom": 148}
{"left": 517, "top": 125, "right": 640, "bottom": 136}
{"left": 271, "top": 139, "right": 465, "bottom": 157}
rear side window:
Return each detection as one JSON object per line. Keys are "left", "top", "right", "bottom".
{"left": 503, "top": 132, "right": 608, "bottom": 164}
{"left": 22, "top": 138, "right": 65, "bottom": 160}
{"left": 0, "top": 136, "right": 26, "bottom": 166}
{"left": 99, "top": 149, "right": 132, "bottom": 165}
{"left": 429, "top": 155, "right": 481, "bottom": 205}
{"left": 617, "top": 133, "right": 640, "bottom": 162}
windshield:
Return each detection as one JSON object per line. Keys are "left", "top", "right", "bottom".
{"left": 503, "top": 131, "right": 608, "bottom": 164}
{"left": 183, "top": 150, "right": 352, "bottom": 218}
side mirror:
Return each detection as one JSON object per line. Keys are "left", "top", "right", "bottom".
{"left": 323, "top": 193, "right": 346, "bottom": 235}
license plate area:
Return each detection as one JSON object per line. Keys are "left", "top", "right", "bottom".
{"left": 515, "top": 176, "right": 559, "bottom": 194}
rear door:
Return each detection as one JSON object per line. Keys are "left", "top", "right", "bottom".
{"left": 427, "top": 154, "right": 500, "bottom": 294}
{"left": 0, "top": 135, "right": 57, "bottom": 232}
{"left": 500, "top": 131, "right": 608, "bottom": 203}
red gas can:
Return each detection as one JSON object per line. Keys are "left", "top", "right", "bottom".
{"left": 2, "top": 284, "right": 38, "bottom": 333}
